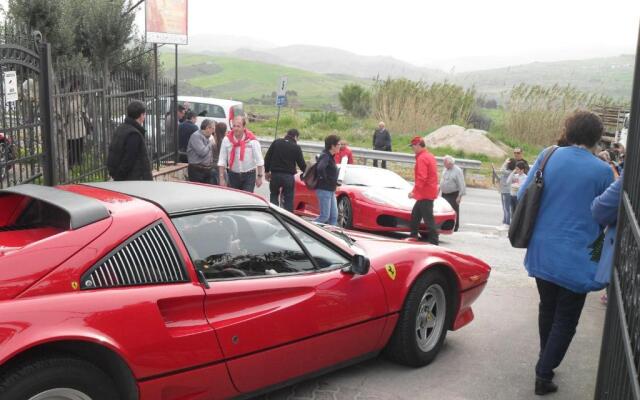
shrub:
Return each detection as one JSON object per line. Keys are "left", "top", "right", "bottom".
{"left": 338, "top": 84, "right": 371, "bottom": 118}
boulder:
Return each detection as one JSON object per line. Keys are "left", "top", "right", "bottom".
{"left": 424, "top": 125, "right": 507, "bottom": 158}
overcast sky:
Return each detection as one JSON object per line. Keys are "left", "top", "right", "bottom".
{"left": 130, "top": 0, "right": 640, "bottom": 70}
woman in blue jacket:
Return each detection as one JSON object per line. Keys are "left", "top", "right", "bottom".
{"left": 518, "top": 111, "right": 614, "bottom": 395}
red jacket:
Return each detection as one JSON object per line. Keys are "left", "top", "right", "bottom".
{"left": 334, "top": 147, "right": 354, "bottom": 164}
{"left": 412, "top": 149, "right": 439, "bottom": 200}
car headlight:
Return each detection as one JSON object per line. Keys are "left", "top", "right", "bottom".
{"left": 362, "top": 190, "right": 393, "bottom": 206}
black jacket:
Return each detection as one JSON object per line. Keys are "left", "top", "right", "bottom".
{"left": 316, "top": 150, "right": 338, "bottom": 192}
{"left": 178, "top": 120, "right": 199, "bottom": 152}
{"left": 107, "top": 117, "right": 152, "bottom": 181}
{"left": 373, "top": 128, "right": 392, "bottom": 151}
{"left": 264, "top": 138, "right": 307, "bottom": 175}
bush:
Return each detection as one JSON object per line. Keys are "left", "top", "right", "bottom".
{"left": 305, "top": 112, "right": 351, "bottom": 131}
{"left": 469, "top": 111, "right": 492, "bottom": 131}
{"left": 338, "top": 84, "right": 371, "bottom": 118}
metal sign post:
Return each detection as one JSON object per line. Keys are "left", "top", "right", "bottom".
{"left": 274, "top": 76, "right": 287, "bottom": 139}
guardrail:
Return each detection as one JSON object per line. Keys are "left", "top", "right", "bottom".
{"left": 258, "top": 138, "right": 482, "bottom": 173}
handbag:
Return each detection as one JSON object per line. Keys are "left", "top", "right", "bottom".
{"left": 508, "top": 146, "right": 559, "bottom": 248}
{"left": 302, "top": 162, "right": 319, "bottom": 189}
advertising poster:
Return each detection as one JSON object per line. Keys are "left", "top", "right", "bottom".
{"left": 146, "top": 0, "right": 188, "bottom": 45}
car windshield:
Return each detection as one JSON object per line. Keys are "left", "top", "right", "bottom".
{"left": 342, "top": 167, "right": 411, "bottom": 189}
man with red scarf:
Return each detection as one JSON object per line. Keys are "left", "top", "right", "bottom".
{"left": 217, "top": 116, "right": 265, "bottom": 193}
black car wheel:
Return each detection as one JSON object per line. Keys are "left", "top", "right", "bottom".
{"left": 384, "top": 269, "right": 452, "bottom": 367}
{"left": 0, "top": 356, "right": 120, "bottom": 400}
{"left": 337, "top": 196, "right": 353, "bottom": 229}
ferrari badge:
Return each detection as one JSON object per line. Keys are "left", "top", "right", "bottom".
{"left": 385, "top": 264, "right": 397, "bottom": 280}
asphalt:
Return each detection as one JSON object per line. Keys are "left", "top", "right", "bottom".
{"left": 252, "top": 185, "right": 605, "bottom": 400}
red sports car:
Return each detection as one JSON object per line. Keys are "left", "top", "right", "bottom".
{"left": 0, "top": 181, "right": 489, "bottom": 400}
{"left": 294, "top": 164, "right": 457, "bottom": 235}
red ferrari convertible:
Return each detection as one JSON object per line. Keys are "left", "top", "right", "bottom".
{"left": 0, "top": 181, "right": 489, "bottom": 400}
{"left": 294, "top": 164, "right": 457, "bottom": 235}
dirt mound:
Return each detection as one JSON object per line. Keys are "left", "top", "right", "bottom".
{"left": 424, "top": 125, "right": 507, "bottom": 159}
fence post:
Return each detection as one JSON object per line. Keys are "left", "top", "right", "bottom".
{"left": 174, "top": 44, "right": 179, "bottom": 164}
{"left": 154, "top": 44, "right": 161, "bottom": 171}
{"left": 39, "top": 42, "right": 58, "bottom": 186}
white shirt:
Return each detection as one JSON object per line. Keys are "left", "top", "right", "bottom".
{"left": 217, "top": 134, "right": 264, "bottom": 173}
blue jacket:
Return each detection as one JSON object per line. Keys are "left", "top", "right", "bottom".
{"left": 591, "top": 174, "right": 623, "bottom": 285}
{"left": 518, "top": 146, "right": 614, "bottom": 293}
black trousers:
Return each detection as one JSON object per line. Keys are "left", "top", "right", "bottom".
{"left": 442, "top": 191, "right": 460, "bottom": 231}
{"left": 228, "top": 170, "right": 257, "bottom": 193}
{"left": 535, "top": 278, "right": 587, "bottom": 381}
{"left": 188, "top": 164, "right": 212, "bottom": 184}
{"left": 67, "top": 138, "right": 84, "bottom": 167}
{"left": 373, "top": 149, "right": 388, "bottom": 169}
{"left": 269, "top": 172, "right": 295, "bottom": 212}
{"left": 410, "top": 199, "right": 438, "bottom": 244}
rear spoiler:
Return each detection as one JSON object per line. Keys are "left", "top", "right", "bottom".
{"left": 0, "top": 184, "right": 110, "bottom": 229}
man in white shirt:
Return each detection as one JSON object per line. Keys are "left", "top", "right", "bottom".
{"left": 440, "top": 155, "right": 466, "bottom": 231}
{"left": 217, "top": 116, "right": 265, "bottom": 193}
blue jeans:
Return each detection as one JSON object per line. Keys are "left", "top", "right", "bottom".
{"left": 501, "top": 192, "right": 511, "bottom": 224}
{"left": 315, "top": 189, "right": 338, "bottom": 226}
{"left": 228, "top": 170, "right": 256, "bottom": 193}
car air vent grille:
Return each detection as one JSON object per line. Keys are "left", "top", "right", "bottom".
{"left": 81, "top": 222, "right": 188, "bottom": 289}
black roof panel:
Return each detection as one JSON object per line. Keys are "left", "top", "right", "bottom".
{"left": 1, "top": 184, "right": 110, "bottom": 229}
{"left": 85, "top": 181, "right": 267, "bottom": 215}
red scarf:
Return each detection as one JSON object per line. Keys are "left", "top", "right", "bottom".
{"left": 227, "top": 129, "right": 257, "bottom": 169}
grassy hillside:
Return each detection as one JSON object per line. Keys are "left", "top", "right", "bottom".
{"left": 454, "top": 55, "right": 635, "bottom": 101}
{"left": 160, "top": 53, "right": 367, "bottom": 109}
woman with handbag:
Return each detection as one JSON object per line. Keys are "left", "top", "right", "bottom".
{"left": 517, "top": 111, "right": 614, "bottom": 395}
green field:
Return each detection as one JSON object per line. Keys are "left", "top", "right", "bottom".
{"left": 160, "top": 53, "right": 366, "bottom": 109}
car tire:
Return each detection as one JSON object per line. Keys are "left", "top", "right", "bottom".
{"left": 0, "top": 356, "right": 120, "bottom": 400}
{"left": 337, "top": 196, "right": 353, "bottom": 229}
{"left": 384, "top": 269, "right": 452, "bottom": 367}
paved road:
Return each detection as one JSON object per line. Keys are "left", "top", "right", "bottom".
{"left": 252, "top": 184, "right": 605, "bottom": 400}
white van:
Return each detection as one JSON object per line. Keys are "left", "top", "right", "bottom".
{"left": 178, "top": 96, "right": 245, "bottom": 128}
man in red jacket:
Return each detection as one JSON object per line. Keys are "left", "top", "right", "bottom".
{"left": 408, "top": 136, "right": 439, "bottom": 244}
{"left": 334, "top": 139, "right": 354, "bottom": 165}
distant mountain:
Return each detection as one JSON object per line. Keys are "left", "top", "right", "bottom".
{"left": 173, "top": 38, "right": 636, "bottom": 104}
{"left": 262, "top": 45, "right": 446, "bottom": 81}
{"left": 453, "top": 55, "right": 635, "bottom": 100}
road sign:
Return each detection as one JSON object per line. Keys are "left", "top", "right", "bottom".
{"left": 3, "top": 71, "right": 18, "bottom": 102}
{"left": 276, "top": 95, "right": 287, "bottom": 107}
{"left": 277, "top": 76, "right": 288, "bottom": 96}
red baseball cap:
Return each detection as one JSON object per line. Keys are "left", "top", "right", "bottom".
{"left": 409, "top": 136, "right": 424, "bottom": 146}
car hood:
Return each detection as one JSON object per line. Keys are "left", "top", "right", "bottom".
{"left": 352, "top": 186, "right": 453, "bottom": 213}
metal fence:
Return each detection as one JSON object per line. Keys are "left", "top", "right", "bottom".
{"left": 0, "top": 23, "right": 177, "bottom": 189}
{"left": 594, "top": 24, "right": 640, "bottom": 400}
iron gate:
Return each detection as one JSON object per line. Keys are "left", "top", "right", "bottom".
{"left": 594, "top": 24, "right": 640, "bottom": 400}
{"left": 0, "top": 24, "right": 48, "bottom": 188}
{"left": 1, "top": 23, "right": 177, "bottom": 188}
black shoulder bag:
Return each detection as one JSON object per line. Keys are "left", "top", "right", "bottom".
{"left": 508, "top": 146, "right": 559, "bottom": 248}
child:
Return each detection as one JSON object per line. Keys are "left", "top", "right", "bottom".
{"left": 507, "top": 161, "right": 529, "bottom": 214}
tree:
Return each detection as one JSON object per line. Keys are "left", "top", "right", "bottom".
{"left": 339, "top": 84, "right": 371, "bottom": 118}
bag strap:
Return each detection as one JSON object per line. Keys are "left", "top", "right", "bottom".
{"left": 535, "top": 145, "right": 559, "bottom": 181}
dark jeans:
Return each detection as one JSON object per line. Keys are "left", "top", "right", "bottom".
{"left": 510, "top": 195, "right": 518, "bottom": 215}
{"left": 535, "top": 278, "right": 587, "bottom": 381}
{"left": 269, "top": 172, "right": 295, "bottom": 212}
{"left": 67, "top": 138, "right": 84, "bottom": 167}
{"left": 442, "top": 191, "right": 460, "bottom": 231}
{"left": 410, "top": 199, "right": 438, "bottom": 244}
{"left": 228, "top": 169, "right": 256, "bottom": 193}
{"left": 188, "top": 164, "right": 212, "bottom": 184}
{"left": 209, "top": 168, "right": 219, "bottom": 185}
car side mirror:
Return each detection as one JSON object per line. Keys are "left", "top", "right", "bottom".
{"left": 348, "top": 254, "right": 370, "bottom": 275}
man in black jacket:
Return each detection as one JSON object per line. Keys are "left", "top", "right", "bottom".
{"left": 373, "top": 121, "right": 392, "bottom": 168}
{"left": 107, "top": 101, "right": 152, "bottom": 181}
{"left": 264, "top": 129, "right": 307, "bottom": 212}
{"left": 178, "top": 111, "right": 198, "bottom": 163}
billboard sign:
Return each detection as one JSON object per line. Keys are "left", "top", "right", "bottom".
{"left": 146, "top": 0, "right": 188, "bottom": 45}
